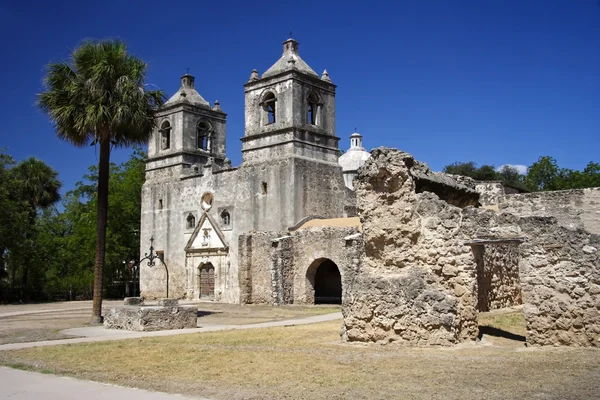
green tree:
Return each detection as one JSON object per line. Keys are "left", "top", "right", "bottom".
{"left": 12, "top": 158, "right": 61, "bottom": 223}
{"left": 443, "top": 161, "right": 478, "bottom": 178}
{"left": 10, "top": 158, "right": 61, "bottom": 300}
{"left": 0, "top": 151, "right": 29, "bottom": 301}
{"left": 498, "top": 165, "right": 522, "bottom": 185}
{"left": 38, "top": 40, "right": 164, "bottom": 323}
{"left": 473, "top": 165, "right": 499, "bottom": 181}
{"left": 525, "top": 156, "right": 562, "bottom": 191}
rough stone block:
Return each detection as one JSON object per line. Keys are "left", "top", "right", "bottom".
{"left": 104, "top": 305, "right": 197, "bottom": 331}
{"left": 123, "top": 297, "right": 143, "bottom": 306}
{"left": 157, "top": 298, "right": 179, "bottom": 307}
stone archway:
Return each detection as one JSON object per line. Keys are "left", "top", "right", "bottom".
{"left": 198, "top": 263, "right": 215, "bottom": 299}
{"left": 307, "top": 258, "right": 342, "bottom": 304}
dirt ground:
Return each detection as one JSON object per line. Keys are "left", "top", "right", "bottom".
{"left": 1, "top": 308, "right": 598, "bottom": 400}
{"left": 0, "top": 300, "right": 339, "bottom": 345}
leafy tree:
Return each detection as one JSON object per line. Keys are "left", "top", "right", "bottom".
{"left": 443, "top": 161, "right": 478, "bottom": 177}
{"left": 0, "top": 151, "right": 29, "bottom": 301}
{"left": 525, "top": 156, "right": 562, "bottom": 191}
{"left": 9, "top": 158, "right": 61, "bottom": 300}
{"left": 498, "top": 165, "right": 522, "bottom": 185}
{"left": 38, "top": 40, "right": 165, "bottom": 323}
{"left": 473, "top": 165, "right": 499, "bottom": 181}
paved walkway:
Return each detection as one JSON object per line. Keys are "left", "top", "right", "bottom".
{"left": 0, "top": 367, "right": 210, "bottom": 400}
{"left": 0, "top": 312, "right": 342, "bottom": 351}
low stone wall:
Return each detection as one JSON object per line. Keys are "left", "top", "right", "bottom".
{"left": 500, "top": 188, "right": 600, "bottom": 235}
{"left": 472, "top": 242, "right": 522, "bottom": 312}
{"left": 517, "top": 217, "right": 600, "bottom": 347}
{"left": 104, "top": 304, "right": 198, "bottom": 331}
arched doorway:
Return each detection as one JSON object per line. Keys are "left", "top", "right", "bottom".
{"left": 307, "top": 258, "right": 342, "bottom": 304}
{"left": 198, "top": 263, "right": 215, "bottom": 299}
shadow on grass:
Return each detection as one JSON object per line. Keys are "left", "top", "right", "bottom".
{"left": 478, "top": 325, "right": 526, "bottom": 342}
{"left": 197, "top": 310, "right": 219, "bottom": 318}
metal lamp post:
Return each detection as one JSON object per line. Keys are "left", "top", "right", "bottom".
{"left": 138, "top": 236, "right": 169, "bottom": 298}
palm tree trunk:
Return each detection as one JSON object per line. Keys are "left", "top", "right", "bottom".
{"left": 91, "top": 137, "right": 111, "bottom": 324}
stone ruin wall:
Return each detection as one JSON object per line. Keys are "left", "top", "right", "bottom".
{"left": 238, "top": 227, "right": 359, "bottom": 305}
{"left": 342, "top": 148, "right": 483, "bottom": 345}
{"left": 516, "top": 216, "right": 600, "bottom": 347}
{"left": 472, "top": 242, "right": 522, "bottom": 312}
{"left": 238, "top": 232, "right": 276, "bottom": 304}
{"left": 343, "top": 147, "right": 600, "bottom": 347}
{"left": 500, "top": 188, "right": 600, "bottom": 235}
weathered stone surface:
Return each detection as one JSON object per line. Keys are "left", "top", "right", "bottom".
{"left": 343, "top": 147, "right": 600, "bottom": 347}
{"left": 472, "top": 243, "right": 522, "bottom": 311}
{"left": 123, "top": 297, "right": 143, "bottom": 306}
{"left": 516, "top": 216, "right": 600, "bottom": 347}
{"left": 104, "top": 305, "right": 197, "bottom": 331}
{"left": 157, "top": 298, "right": 179, "bottom": 307}
{"left": 343, "top": 148, "right": 481, "bottom": 345}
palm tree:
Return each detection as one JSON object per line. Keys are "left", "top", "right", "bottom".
{"left": 38, "top": 40, "right": 164, "bottom": 323}
{"left": 11, "top": 158, "right": 61, "bottom": 300}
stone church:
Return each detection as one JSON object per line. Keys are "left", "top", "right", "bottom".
{"left": 140, "top": 38, "right": 600, "bottom": 347}
{"left": 140, "top": 38, "right": 369, "bottom": 303}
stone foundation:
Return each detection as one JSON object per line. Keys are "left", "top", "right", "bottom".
{"left": 104, "top": 302, "right": 198, "bottom": 331}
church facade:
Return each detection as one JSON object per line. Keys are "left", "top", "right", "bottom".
{"left": 140, "top": 39, "right": 368, "bottom": 302}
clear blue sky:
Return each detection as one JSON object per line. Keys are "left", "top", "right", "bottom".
{"left": 1, "top": 0, "right": 599, "bottom": 194}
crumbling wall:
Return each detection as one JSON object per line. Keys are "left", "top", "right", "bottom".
{"left": 472, "top": 242, "right": 522, "bottom": 312}
{"left": 516, "top": 217, "right": 600, "bottom": 347}
{"left": 271, "top": 235, "right": 294, "bottom": 305}
{"left": 289, "top": 226, "right": 358, "bottom": 304}
{"left": 238, "top": 232, "right": 280, "bottom": 304}
{"left": 343, "top": 148, "right": 481, "bottom": 345}
{"left": 500, "top": 188, "right": 600, "bottom": 234}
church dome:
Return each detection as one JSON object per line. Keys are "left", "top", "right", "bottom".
{"left": 338, "top": 131, "right": 371, "bottom": 172}
{"left": 164, "top": 74, "right": 211, "bottom": 108}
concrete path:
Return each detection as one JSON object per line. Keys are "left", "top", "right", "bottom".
{"left": 0, "top": 300, "right": 205, "bottom": 319}
{"left": 0, "top": 367, "right": 210, "bottom": 400}
{"left": 0, "top": 312, "right": 342, "bottom": 351}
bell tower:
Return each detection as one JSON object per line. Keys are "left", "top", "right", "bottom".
{"left": 242, "top": 39, "right": 338, "bottom": 165}
{"left": 146, "top": 74, "right": 227, "bottom": 181}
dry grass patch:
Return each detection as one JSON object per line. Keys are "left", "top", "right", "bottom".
{"left": 1, "top": 315, "right": 599, "bottom": 400}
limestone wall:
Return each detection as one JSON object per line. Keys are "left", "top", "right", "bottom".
{"left": 345, "top": 147, "right": 600, "bottom": 347}
{"left": 238, "top": 232, "right": 279, "bottom": 304}
{"left": 343, "top": 148, "right": 480, "bottom": 345}
{"left": 516, "top": 217, "right": 600, "bottom": 347}
{"left": 500, "top": 188, "right": 600, "bottom": 234}
{"left": 472, "top": 243, "right": 522, "bottom": 312}
{"left": 239, "top": 226, "right": 358, "bottom": 305}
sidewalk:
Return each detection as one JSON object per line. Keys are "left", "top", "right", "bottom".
{"left": 0, "top": 312, "right": 343, "bottom": 351}
{"left": 0, "top": 367, "right": 210, "bottom": 400}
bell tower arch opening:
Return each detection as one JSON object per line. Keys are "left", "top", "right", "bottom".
{"left": 306, "top": 258, "right": 342, "bottom": 305}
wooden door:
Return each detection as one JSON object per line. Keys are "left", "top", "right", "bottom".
{"left": 199, "top": 264, "right": 215, "bottom": 299}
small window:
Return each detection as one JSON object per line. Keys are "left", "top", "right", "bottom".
{"left": 159, "top": 121, "right": 171, "bottom": 150}
{"left": 158, "top": 199, "right": 163, "bottom": 209}
{"left": 186, "top": 213, "right": 196, "bottom": 229}
{"left": 263, "top": 92, "right": 276, "bottom": 125}
{"left": 220, "top": 210, "right": 231, "bottom": 226}
{"left": 261, "top": 181, "right": 268, "bottom": 195}
{"left": 197, "top": 121, "right": 211, "bottom": 150}
{"left": 307, "top": 92, "right": 319, "bottom": 125}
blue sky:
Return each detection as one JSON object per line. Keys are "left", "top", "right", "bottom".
{"left": 1, "top": 0, "right": 599, "bottom": 194}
